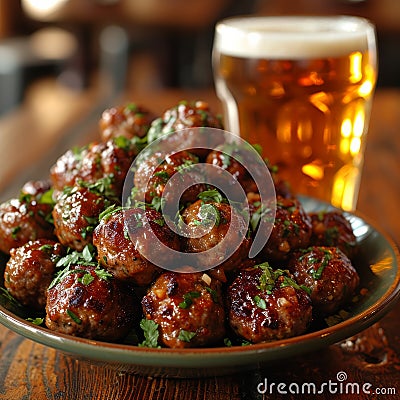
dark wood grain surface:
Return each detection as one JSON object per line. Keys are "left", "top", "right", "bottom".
{"left": 0, "top": 87, "right": 399, "bottom": 399}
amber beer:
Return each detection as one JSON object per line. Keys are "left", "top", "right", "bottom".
{"left": 213, "top": 16, "right": 377, "bottom": 210}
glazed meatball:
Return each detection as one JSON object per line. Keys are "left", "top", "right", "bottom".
{"left": 227, "top": 263, "right": 312, "bottom": 343}
{"left": 133, "top": 150, "right": 205, "bottom": 205}
{"left": 46, "top": 265, "right": 137, "bottom": 341}
{"left": 93, "top": 207, "right": 180, "bottom": 285}
{"left": 309, "top": 211, "right": 357, "bottom": 258}
{"left": 141, "top": 271, "right": 225, "bottom": 348}
{"left": 253, "top": 196, "right": 312, "bottom": 262}
{"left": 99, "top": 102, "right": 155, "bottom": 142}
{"left": 205, "top": 144, "right": 260, "bottom": 194}
{"left": 52, "top": 185, "right": 112, "bottom": 251}
{"left": 181, "top": 200, "right": 251, "bottom": 271}
{"left": 4, "top": 239, "right": 64, "bottom": 310}
{"left": 289, "top": 246, "right": 359, "bottom": 315}
{"left": 0, "top": 196, "right": 56, "bottom": 255}
{"left": 147, "top": 100, "right": 223, "bottom": 157}
{"left": 50, "top": 138, "right": 137, "bottom": 197}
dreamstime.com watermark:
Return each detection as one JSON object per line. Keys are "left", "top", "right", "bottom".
{"left": 256, "top": 371, "right": 397, "bottom": 396}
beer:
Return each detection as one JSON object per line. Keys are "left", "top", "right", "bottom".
{"left": 213, "top": 16, "right": 377, "bottom": 210}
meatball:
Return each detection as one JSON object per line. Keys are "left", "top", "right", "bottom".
{"left": 0, "top": 196, "right": 56, "bottom": 255}
{"left": 46, "top": 265, "right": 137, "bottom": 341}
{"left": 141, "top": 271, "right": 225, "bottom": 348}
{"left": 254, "top": 196, "right": 312, "bottom": 262}
{"left": 227, "top": 263, "right": 312, "bottom": 343}
{"left": 4, "top": 239, "right": 64, "bottom": 310}
{"left": 309, "top": 211, "right": 357, "bottom": 258}
{"left": 181, "top": 199, "right": 251, "bottom": 271}
{"left": 93, "top": 207, "right": 180, "bottom": 285}
{"left": 50, "top": 138, "right": 137, "bottom": 197}
{"left": 147, "top": 100, "right": 223, "bottom": 157}
{"left": 205, "top": 144, "right": 259, "bottom": 194}
{"left": 52, "top": 185, "right": 112, "bottom": 251}
{"left": 99, "top": 102, "right": 155, "bottom": 142}
{"left": 288, "top": 246, "right": 360, "bottom": 315}
{"left": 133, "top": 150, "right": 205, "bottom": 206}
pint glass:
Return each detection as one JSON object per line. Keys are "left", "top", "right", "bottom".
{"left": 213, "top": 16, "right": 377, "bottom": 210}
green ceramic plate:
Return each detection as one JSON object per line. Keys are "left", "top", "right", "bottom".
{"left": 0, "top": 196, "right": 399, "bottom": 378}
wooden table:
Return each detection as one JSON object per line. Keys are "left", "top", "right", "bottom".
{"left": 0, "top": 85, "right": 399, "bottom": 399}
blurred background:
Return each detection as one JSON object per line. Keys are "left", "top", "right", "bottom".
{"left": 0, "top": 0, "right": 399, "bottom": 116}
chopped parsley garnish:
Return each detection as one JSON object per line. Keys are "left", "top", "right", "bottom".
{"left": 98, "top": 204, "right": 123, "bottom": 222}
{"left": 19, "top": 192, "right": 32, "bottom": 203}
{"left": 56, "top": 244, "right": 97, "bottom": 269}
{"left": 178, "top": 329, "right": 197, "bottom": 343}
{"left": 256, "top": 262, "right": 276, "bottom": 294}
{"left": 79, "top": 175, "right": 116, "bottom": 198}
{"left": 11, "top": 226, "right": 21, "bottom": 240}
{"left": 250, "top": 204, "right": 273, "bottom": 231}
{"left": 48, "top": 267, "right": 89, "bottom": 289}
{"left": 67, "top": 309, "right": 82, "bottom": 325}
{"left": 175, "top": 157, "right": 197, "bottom": 174}
{"left": 38, "top": 188, "right": 56, "bottom": 205}
{"left": 255, "top": 262, "right": 310, "bottom": 295}
{"left": 205, "top": 286, "right": 219, "bottom": 303}
{"left": 138, "top": 319, "right": 160, "bottom": 348}
{"left": 178, "top": 291, "right": 201, "bottom": 309}
{"left": 224, "top": 338, "right": 232, "bottom": 347}
{"left": 131, "top": 135, "right": 148, "bottom": 151}
{"left": 78, "top": 272, "right": 94, "bottom": 286}
{"left": 84, "top": 215, "right": 98, "bottom": 225}
{"left": 124, "top": 102, "right": 138, "bottom": 112}
{"left": 299, "top": 247, "right": 332, "bottom": 280}
{"left": 71, "top": 145, "right": 86, "bottom": 162}
{"left": 281, "top": 219, "right": 300, "bottom": 237}
{"left": 280, "top": 275, "right": 312, "bottom": 295}
{"left": 39, "top": 244, "right": 54, "bottom": 253}
{"left": 113, "top": 136, "right": 131, "bottom": 151}
{"left": 253, "top": 295, "right": 267, "bottom": 310}
{"left": 48, "top": 245, "right": 99, "bottom": 289}
{"left": 198, "top": 189, "right": 223, "bottom": 204}
{"left": 26, "top": 317, "right": 44, "bottom": 325}
{"left": 94, "top": 267, "right": 113, "bottom": 281}
{"left": 251, "top": 143, "right": 263, "bottom": 155}
{"left": 81, "top": 225, "right": 94, "bottom": 239}
{"left": 153, "top": 218, "right": 165, "bottom": 227}
{"left": 153, "top": 170, "right": 170, "bottom": 181}
{"left": 150, "top": 196, "right": 165, "bottom": 212}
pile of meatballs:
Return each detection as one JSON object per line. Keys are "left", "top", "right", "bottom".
{"left": 0, "top": 100, "right": 360, "bottom": 348}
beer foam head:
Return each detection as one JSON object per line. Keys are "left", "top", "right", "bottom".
{"left": 214, "top": 16, "right": 375, "bottom": 59}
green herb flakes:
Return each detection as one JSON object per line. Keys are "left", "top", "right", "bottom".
{"left": 26, "top": 317, "right": 44, "bottom": 325}
{"left": 178, "top": 291, "right": 201, "bottom": 309}
{"left": 198, "top": 189, "right": 223, "bottom": 204}
{"left": 253, "top": 295, "right": 267, "bottom": 310}
{"left": 138, "top": 319, "right": 160, "bottom": 348}
{"left": 178, "top": 329, "right": 196, "bottom": 343}
{"left": 67, "top": 309, "right": 82, "bottom": 324}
